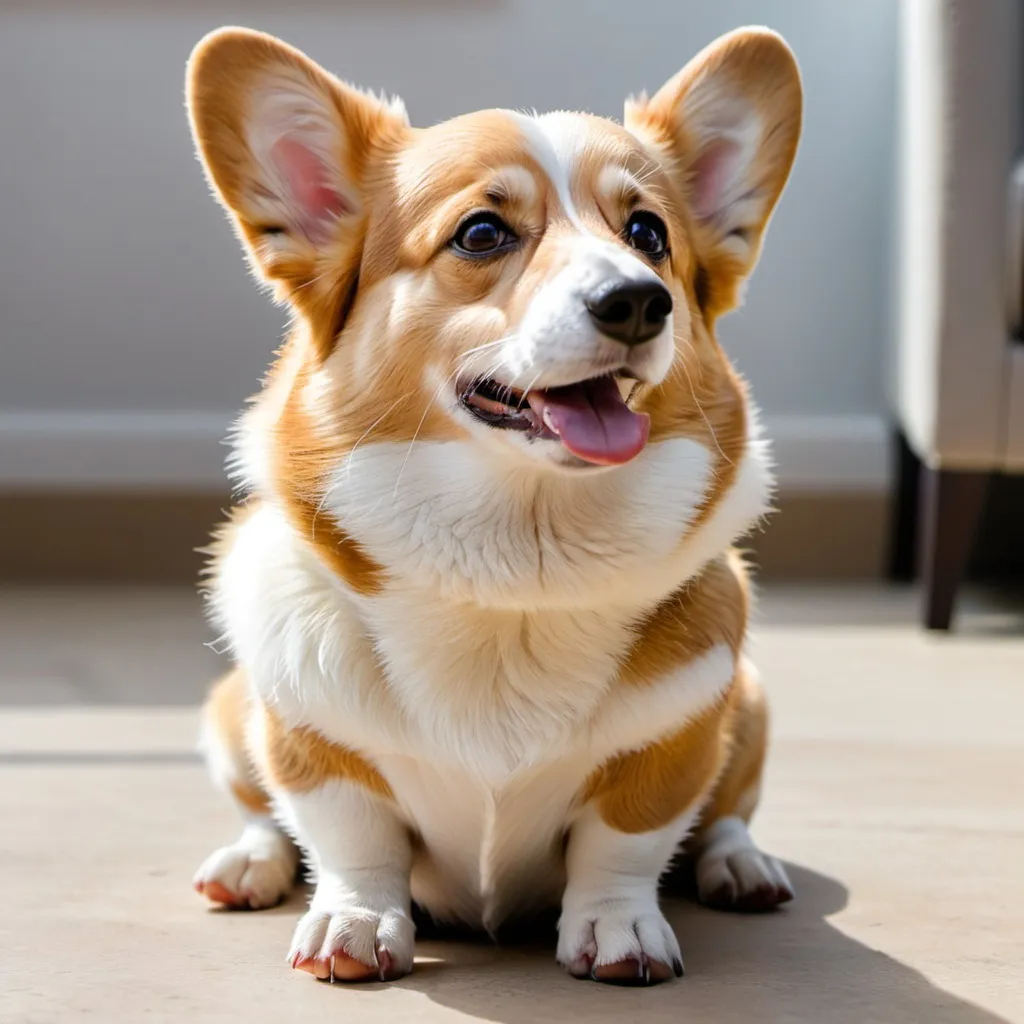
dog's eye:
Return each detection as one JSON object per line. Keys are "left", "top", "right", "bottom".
{"left": 452, "top": 213, "right": 516, "bottom": 257}
{"left": 625, "top": 211, "right": 669, "bottom": 260}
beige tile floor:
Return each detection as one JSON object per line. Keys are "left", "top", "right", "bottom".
{"left": 1, "top": 585, "right": 1022, "bottom": 1023}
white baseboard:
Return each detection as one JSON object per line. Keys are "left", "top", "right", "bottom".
{"left": 0, "top": 410, "right": 891, "bottom": 491}
{"left": 0, "top": 412, "right": 233, "bottom": 489}
{"left": 767, "top": 414, "right": 891, "bottom": 491}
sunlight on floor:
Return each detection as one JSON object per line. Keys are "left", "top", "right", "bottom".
{"left": 1, "top": 584, "right": 1021, "bottom": 1023}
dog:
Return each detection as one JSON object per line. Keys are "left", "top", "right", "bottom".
{"left": 187, "top": 24, "right": 802, "bottom": 985}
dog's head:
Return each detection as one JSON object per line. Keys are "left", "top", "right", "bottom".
{"left": 189, "top": 27, "right": 800, "bottom": 601}
{"left": 188, "top": 26, "right": 799, "bottom": 466}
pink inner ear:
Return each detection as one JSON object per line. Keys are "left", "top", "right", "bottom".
{"left": 269, "top": 136, "right": 352, "bottom": 237}
{"left": 689, "top": 137, "right": 743, "bottom": 221}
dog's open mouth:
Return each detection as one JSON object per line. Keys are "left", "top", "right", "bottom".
{"left": 459, "top": 373, "right": 650, "bottom": 466}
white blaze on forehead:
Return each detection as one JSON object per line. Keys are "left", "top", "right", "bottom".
{"left": 508, "top": 111, "right": 591, "bottom": 230}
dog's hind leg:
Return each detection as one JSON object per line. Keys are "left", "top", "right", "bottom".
{"left": 192, "top": 668, "right": 299, "bottom": 909}
{"left": 687, "top": 661, "right": 793, "bottom": 912}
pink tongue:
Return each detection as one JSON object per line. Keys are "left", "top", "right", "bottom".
{"left": 526, "top": 376, "right": 649, "bottom": 465}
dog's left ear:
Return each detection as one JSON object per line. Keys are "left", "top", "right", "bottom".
{"left": 626, "top": 27, "right": 802, "bottom": 319}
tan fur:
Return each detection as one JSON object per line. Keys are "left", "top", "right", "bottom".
{"left": 581, "top": 553, "right": 750, "bottom": 832}
{"left": 228, "top": 777, "right": 272, "bottom": 816}
{"left": 203, "top": 667, "right": 271, "bottom": 815}
{"left": 619, "top": 551, "right": 750, "bottom": 686}
{"left": 262, "top": 705, "right": 393, "bottom": 799}
{"left": 204, "top": 667, "right": 395, "bottom": 806}
{"left": 694, "top": 667, "right": 768, "bottom": 830}
{"left": 205, "top": 496, "right": 380, "bottom": 603}
{"left": 583, "top": 656, "right": 767, "bottom": 837}
{"left": 272, "top": 352, "right": 390, "bottom": 595}
{"left": 582, "top": 683, "right": 734, "bottom": 833}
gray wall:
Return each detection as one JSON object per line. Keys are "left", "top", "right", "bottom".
{"left": 0, "top": 1, "right": 896, "bottom": 425}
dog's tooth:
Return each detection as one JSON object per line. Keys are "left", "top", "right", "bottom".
{"left": 542, "top": 408, "right": 559, "bottom": 434}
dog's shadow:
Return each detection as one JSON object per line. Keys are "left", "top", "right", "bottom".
{"left": 360, "top": 862, "right": 1010, "bottom": 1024}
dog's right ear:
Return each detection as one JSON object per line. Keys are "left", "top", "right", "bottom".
{"left": 186, "top": 28, "right": 408, "bottom": 329}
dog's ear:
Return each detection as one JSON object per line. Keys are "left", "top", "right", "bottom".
{"left": 186, "top": 28, "right": 408, "bottom": 338}
{"left": 626, "top": 28, "right": 802, "bottom": 319}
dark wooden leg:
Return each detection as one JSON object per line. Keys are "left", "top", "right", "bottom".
{"left": 888, "top": 429, "right": 922, "bottom": 581}
{"left": 919, "top": 467, "right": 989, "bottom": 630}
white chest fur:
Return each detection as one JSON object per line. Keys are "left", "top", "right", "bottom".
{"left": 323, "top": 437, "right": 717, "bottom": 608}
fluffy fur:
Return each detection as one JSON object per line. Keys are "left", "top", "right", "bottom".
{"left": 187, "top": 24, "right": 803, "bottom": 986}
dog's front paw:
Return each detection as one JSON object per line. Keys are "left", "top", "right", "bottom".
{"left": 558, "top": 897, "right": 683, "bottom": 985}
{"left": 289, "top": 901, "right": 415, "bottom": 983}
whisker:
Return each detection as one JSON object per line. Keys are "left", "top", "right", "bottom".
{"left": 633, "top": 160, "right": 659, "bottom": 185}
{"left": 291, "top": 265, "right": 336, "bottom": 293}
{"left": 459, "top": 335, "right": 511, "bottom": 360}
{"left": 675, "top": 342, "right": 732, "bottom": 467}
{"left": 454, "top": 346, "right": 507, "bottom": 392}
{"left": 308, "top": 391, "right": 414, "bottom": 537}
{"left": 486, "top": 364, "right": 529, "bottom": 410}
{"left": 515, "top": 371, "right": 544, "bottom": 410}
{"left": 344, "top": 394, "right": 412, "bottom": 478}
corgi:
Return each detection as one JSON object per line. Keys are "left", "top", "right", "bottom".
{"left": 187, "top": 24, "right": 802, "bottom": 986}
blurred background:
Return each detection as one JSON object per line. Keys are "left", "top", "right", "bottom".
{"left": 1, "top": 0, "right": 1023, "bottom": 622}
{"left": 6, "top": 0, "right": 1024, "bottom": 631}
{"left": 2, "top": 4, "right": 1023, "bottom": 1021}
{"left": 0, "top": 1, "right": 898, "bottom": 569}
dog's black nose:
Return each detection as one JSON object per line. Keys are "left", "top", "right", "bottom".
{"left": 585, "top": 279, "right": 673, "bottom": 346}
